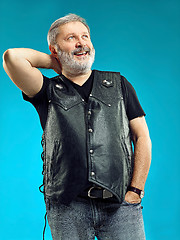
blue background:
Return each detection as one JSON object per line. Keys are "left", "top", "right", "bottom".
{"left": 0, "top": 0, "right": 179, "bottom": 239}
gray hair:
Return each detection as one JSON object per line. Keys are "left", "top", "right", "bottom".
{"left": 47, "top": 13, "right": 90, "bottom": 46}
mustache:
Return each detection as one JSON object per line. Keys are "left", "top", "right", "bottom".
{"left": 71, "top": 46, "right": 91, "bottom": 55}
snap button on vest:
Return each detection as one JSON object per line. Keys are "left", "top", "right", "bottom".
{"left": 56, "top": 84, "right": 63, "bottom": 90}
{"left": 102, "top": 79, "right": 113, "bottom": 87}
{"left": 91, "top": 171, "right": 95, "bottom": 176}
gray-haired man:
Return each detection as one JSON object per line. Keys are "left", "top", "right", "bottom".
{"left": 3, "top": 14, "right": 151, "bottom": 240}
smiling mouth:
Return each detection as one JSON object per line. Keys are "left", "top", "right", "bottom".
{"left": 74, "top": 51, "right": 89, "bottom": 57}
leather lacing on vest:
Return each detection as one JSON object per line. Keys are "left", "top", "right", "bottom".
{"left": 39, "top": 134, "right": 45, "bottom": 194}
{"left": 39, "top": 134, "right": 48, "bottom": 240}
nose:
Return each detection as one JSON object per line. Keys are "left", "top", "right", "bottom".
{"left": 75, "top": 37, "right": 85, "bottom": 48}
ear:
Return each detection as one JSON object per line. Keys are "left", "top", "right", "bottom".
{"left": 49, "top": 45, "right": 58, "bottom": 57}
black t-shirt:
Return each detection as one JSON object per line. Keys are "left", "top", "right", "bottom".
{"left": 23, "top": 70, "right": 145, "bottom": 130}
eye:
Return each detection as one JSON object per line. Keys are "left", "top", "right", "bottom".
{"left": 67, "top": 36, "right": 74, "bottom": 40}
{"left": 82, "top": 34, "right": 89, "bottom": 39}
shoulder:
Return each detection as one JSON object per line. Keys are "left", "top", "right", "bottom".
{"left": 93, "top": 69, "right": 121, "bottom": 77}
{"left": 93, "top": 69, "right": 120, "bottom": 74}
{"left": 121, "top": 75, "right": 135, "bottom": 93}
{"left": 93, "top": 70, "right": 131, "bottom": 85}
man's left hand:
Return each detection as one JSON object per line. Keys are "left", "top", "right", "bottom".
{"left": 124, "top": 191, "right": 141, "bottom": 204}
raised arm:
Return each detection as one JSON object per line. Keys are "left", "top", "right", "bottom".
{"left": 125, "top": 116, "right": 152, "bottom": 203}
{"left": 3, "top": 48, "right": 61, "bottom": 97}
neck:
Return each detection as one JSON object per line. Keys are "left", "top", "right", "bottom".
{"left": 62, "top": 69, "right": 92, "bottom": 86}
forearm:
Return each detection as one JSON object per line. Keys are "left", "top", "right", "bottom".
{"left": 131, "top": 135, "right": 152, "bottom": 190}
{"left": 3, "top": 48, "right": 56, "bottom": 70}
{"left": 3, "top": 48, "right": 61, "bottom": 97}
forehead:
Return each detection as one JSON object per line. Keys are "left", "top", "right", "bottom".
{"left": 58, "top": 21, "right": 89, "bottom": 37}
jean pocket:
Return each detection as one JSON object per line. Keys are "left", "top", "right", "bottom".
{"left": 122, "top": 200, "right": 141, "bottom": 206}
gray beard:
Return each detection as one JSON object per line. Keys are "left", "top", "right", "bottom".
{"left": 57, "top": 47, "right": 95, "bottom": 76}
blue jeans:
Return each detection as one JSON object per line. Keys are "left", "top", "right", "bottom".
{"left": 46, "top": 195, "right": 145, "bottom": 240}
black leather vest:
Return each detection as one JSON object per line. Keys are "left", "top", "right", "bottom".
{"left": 41, "top": 70, "right": 134, "bottom": 204}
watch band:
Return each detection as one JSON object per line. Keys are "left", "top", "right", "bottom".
{"left": 127, "top": 186, "right": 145, "bottom": 199}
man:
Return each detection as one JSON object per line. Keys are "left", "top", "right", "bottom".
{"left": 3, "top": 14, "right": 151, "bottom": 240}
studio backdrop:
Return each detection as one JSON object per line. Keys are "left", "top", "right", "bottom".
{"left": 0, "top": 0, "right": 179, "bottom": 239}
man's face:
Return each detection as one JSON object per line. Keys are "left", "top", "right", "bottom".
{"left": 54, "top": 21, "right": 95, "bottom": 75}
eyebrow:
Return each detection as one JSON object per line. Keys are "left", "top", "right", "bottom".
{"left": 65, "top": 32, "right": 89, "bottom": 38}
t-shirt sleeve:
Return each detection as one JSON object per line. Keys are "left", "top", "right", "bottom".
{"left": 121, "top": 75, "right": 146, "bottom": 121}
{"left": 22, "top": 75, "right": 49, "bottom": 104}
{"left": 22, "top": 75, "right": 49, "bottom": 129}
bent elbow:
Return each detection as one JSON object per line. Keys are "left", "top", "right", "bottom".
{"left": 3, "top": 49, "right": 11, "bottom": 69}
{"left": 2, "top": 48, "right": 18, "bottom": 69}
{"left": 3, "top": 49, "right": 13, "bottom": 64}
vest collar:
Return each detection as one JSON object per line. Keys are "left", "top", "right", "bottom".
{"left": 56, "top": 70, "right": 121, "bottom": 106}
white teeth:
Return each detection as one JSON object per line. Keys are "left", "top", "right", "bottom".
{"left": 75, "top": 52, "right": 87, "bottom": 56}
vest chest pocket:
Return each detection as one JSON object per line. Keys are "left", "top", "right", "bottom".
{"left": 51, "top": 99, "right": 84, "bottom": 111}
{"left": 50, "top": 84, "right": 84, "bottom": 111}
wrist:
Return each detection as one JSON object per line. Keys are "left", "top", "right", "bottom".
{"left": 127, "top": 186, "right": 145, "bottom": 199}
{"left": 50, "top": 55, "right": 61, "bottom": 74}
{"left": 49, "top": 55, "right": 57, "bottom": 68}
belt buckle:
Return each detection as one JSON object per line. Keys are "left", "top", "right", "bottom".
{"left": 88, "top": 186, "right": 98, "bottom": 198}
{"left": 88, "top": 186, "right": 113, "bottom": 199}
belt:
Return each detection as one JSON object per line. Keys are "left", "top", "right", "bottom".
{"left": 83, "top": 186, "right": 113, "bottom": 199}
